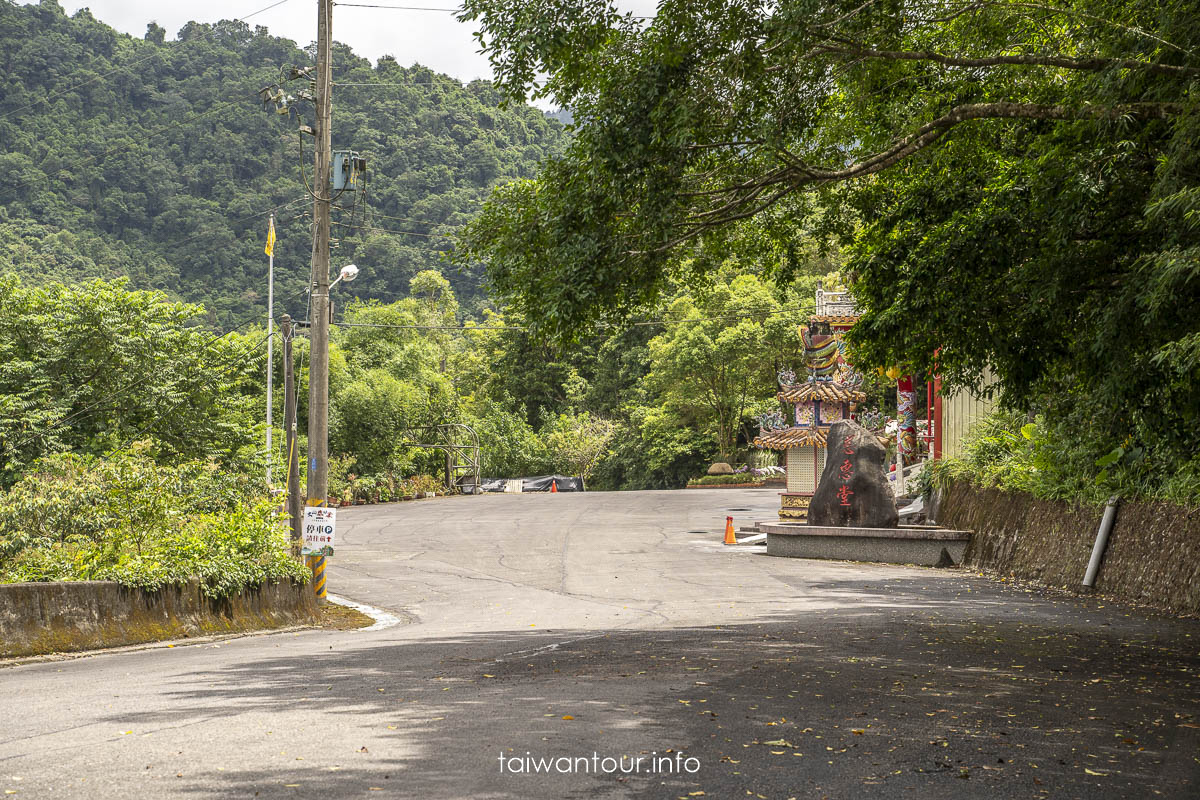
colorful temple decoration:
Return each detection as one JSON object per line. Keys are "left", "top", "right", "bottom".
{"left": 754, "top": 286, "right": 864, "bottom": 520}
{"left": 752, "top": 280, "right": 957, "bottom": 499}
{"left": 805, "top": 331, "right": 841, "bottom": 379}
{"left": 896, "top": 374, "right": 918, "bottom": 461}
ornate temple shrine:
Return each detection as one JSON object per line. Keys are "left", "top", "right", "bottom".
{"left": 754, "top": 284, "right": 865, "bottom": 520}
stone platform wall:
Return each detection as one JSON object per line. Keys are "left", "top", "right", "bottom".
{"left": 0, "top": 578, "right": 317, "bottom": 658}
{"left": 937, "top": 482, "right": 1200, "bottom": 616}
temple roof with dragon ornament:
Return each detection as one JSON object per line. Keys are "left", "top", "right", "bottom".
{"left": 753, "top": 426, "right": 829, "bottom": 450}
{"left": 807, "top": 314, "right": 860, "bottom": 328}
{"left": 776, "top": 381, "right": 867, "bottom": 405}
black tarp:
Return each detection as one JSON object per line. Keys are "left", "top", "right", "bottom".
{"left": 522, "top": 475, "right": 584, "bottom": 492}
{"left": 478, "top": 475, "right": 585, "bottom": 493}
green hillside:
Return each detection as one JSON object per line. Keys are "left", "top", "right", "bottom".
{"left": 0, "top": 0, "right": 565, "bottom": 325}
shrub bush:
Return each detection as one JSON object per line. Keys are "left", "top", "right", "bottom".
{"left": 0, "top": 448, "right": 308, "bottom": 597}
{"left": 927, "top": 411, "right": 1200, "bottom": 507}
{"left": 688, "top": 473, "right": 763, "bottom": 486}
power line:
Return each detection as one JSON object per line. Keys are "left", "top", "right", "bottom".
{"left": 159, "top": 196, "right": 309, "bottom": 252}
{"left": 334, "top": 3, "right": 459, "bottom": 9}
{"left": 306, "top": 321, "right": 528, "bottom": 331}
{"left": 0, "top": 84, "right": 272, "bottom": 205}
{"left": 340, "top": 222, "right": 444, "bottom": 238}
{"left": 293, "top": 303, "right": 817, "bottom": 334}
{"left": 628, "top": 304, "right": 816, "bottom": 326}
{"left": 334, "top": 80, "right": 549, "bottom": 87}
{"left": 117, "top": 328, "right": 276, "bottom": 450}
{"left": 335, "top": 2, "right": 654, "bottom": 18}
{"left": 8, "top": 315, "right": 268, "bottom": 455}
{"left": 0, "top": 0, "right": 295, "bottom": 123}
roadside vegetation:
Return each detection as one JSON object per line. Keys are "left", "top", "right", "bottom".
{"left": 0, "top": 278, "right": 303, "bottom": 594}
{"left": 0, "top": 448, "right": 306, "bottom": 597}
{"left": 460, "top": 0, "right": 1200, "bottom": 508}
{"left": 928, "top": 412, "right": 1200, "bottom": 507}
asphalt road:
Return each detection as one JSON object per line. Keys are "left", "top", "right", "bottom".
{"left": 4, "top": 489, "right": 1199, "bottom": 799}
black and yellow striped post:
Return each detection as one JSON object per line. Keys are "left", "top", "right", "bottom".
{"left": 308, "top": 554, "right": 327, "bottom": 600}
{"left": 305, "top": 498, "right": 330, "bottom": 602}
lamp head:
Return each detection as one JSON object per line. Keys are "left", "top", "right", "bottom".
{"left": 339, "top": 264, "right": 359, "bottom": 282}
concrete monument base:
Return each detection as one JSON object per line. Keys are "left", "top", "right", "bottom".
{"left": 760, "top": 522, "right": 971, "bottom": 567}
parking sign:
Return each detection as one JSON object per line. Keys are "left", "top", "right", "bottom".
{"left": 302, "top": 506, "right": 337, "bottom": 556}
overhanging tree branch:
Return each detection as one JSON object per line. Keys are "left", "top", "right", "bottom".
{"left": 808, "top": 43, "right": 1200, "bottom": 77}
{"left": 644, "top": 101, "right": 1187, "bottom": 254}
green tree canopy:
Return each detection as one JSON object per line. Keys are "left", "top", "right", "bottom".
{"left": 0, "top": 277, "right": 266, "bottom": 485}
{"left": 459, "top": 0, "right": 1200, "bottom": 486}
{"left": 646, "top": 272, "right": 808, "bottom": 461}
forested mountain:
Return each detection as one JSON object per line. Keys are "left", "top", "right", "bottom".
{"left": 0, "top": 0, "right": 565, "bottom": 326}
{"left": 0, "top": 2, "right": 822, "bottom": 497}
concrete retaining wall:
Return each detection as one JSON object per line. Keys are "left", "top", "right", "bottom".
{"left": 0, "top": 579, "right": 318, "bottom": 658}
{"left": 937, "top": 482, "right": 1200, "bottom": 615}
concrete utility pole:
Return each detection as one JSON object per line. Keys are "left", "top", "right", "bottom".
{"left": 281, "top": 314, "right": 302, "bottom": 547}
{"left": 307, "top": 0, "right": 333, "bottom": 508}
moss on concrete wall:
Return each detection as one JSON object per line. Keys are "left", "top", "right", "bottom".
{"left": 938, "top": 482, "right": 1200, "bottom": 616}
{"left": 0, "top": 579, "right": 318, "bottom": 658}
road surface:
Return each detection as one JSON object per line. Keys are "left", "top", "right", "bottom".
{"left": 4, "top": 489, "right": 1198, "bottom": 798}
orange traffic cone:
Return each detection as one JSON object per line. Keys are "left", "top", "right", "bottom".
{"left": 724, "top": 516, "right": 737, "bottom": 545}
{"left": 551, "top": 479, "right": 558, "bottom": 494}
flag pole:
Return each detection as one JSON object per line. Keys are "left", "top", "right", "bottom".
{"left": 266, "top": 214, "right": 276, "bottom": 486}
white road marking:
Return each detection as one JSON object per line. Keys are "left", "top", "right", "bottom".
{"left": 326, "top": 594, "right": 405, "bottom": 631}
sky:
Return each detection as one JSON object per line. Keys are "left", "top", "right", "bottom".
{"left": 42, "top": 0, "right": 659, "bottom": 108}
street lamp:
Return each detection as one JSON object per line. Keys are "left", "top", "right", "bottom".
{"left": 329, "top": 263, "right": 359, "bottom": 289}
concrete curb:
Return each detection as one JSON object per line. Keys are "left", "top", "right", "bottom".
{"left": 0, "top": 624, "right": 318, "bottom": 668}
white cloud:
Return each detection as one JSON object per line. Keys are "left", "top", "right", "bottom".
{"left": 41, "top": 0, "right": 661, "bottom": 102}
{"left": 52, "top": 0, "right": 494, "bottom": 81}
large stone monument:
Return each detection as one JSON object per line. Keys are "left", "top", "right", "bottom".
{"left": 808, "top": 420, "right": 898, "bottom": 528}
{"left": 761, "top": 418, "right": 971, "bottom": 566}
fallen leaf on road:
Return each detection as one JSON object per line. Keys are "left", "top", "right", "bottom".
{"left": 1085, "top": 769, "right": 1107, "bottom": 776}
{"left": 562, "top": 715, "right": 575, "bottom": 720}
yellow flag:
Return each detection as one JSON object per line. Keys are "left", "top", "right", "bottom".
{"left": 265, "top": 218, "right": 276, "bottom": 257}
